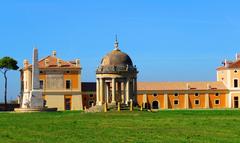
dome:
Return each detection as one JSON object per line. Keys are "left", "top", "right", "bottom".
{"left": 101, "top": 49, "right": 133, "bottom": 67}
{"left": 96, "top": 38, "right": 137, "bottom": 74}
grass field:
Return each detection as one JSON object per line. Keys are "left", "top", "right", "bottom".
{"left": 0, "top": 110, "right": 240, "bottom": 143}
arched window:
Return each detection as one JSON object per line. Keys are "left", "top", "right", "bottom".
{"left": 152, "top": 101, "right": 159, "bottom": 109}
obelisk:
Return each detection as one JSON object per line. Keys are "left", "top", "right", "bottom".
{"left": 32, "top": 48, "right": 40, "bottom": 90}
{"left": 30, "top": 48, "right": 43, "bottom": 108}
{"left": 15, "top": 48, "right": 57, "bottom": 112}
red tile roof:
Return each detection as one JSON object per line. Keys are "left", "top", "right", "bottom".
{"left": 23, "top": 55, "right": 80, "bottom": 70}
{"left": 217, "top": 60, "right": 240, "bottom": 70}
{"left": 137, "top": 81, "right": 227, "bottom": 91}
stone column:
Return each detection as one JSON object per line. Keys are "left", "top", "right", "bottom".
{"left": 106, "top": 83, "right": 109, "bottom": 103}
{"left": 96, "top": 78, "right": 100, "bottom": 105}
{"left": 111, "top": 78, "right": 116, "bottom": 104}
{"left": 205, "top": 93, "right": 209, "bottom": 108}
{"left": 125, "top": 79, "right": 130, "bottom": 105}
{"left": 185, "top": 94, "right": 189, "bottom": 109}
{"left": 99, "top": 78, "right": 103, "bottom": 105}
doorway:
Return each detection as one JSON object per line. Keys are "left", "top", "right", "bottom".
{"left": 234, "top": 96, "right": 239, "bottom": 108}
{"left": 65, "top": 98, "right": 71, "bottom": 110}
{"left": 152, "top": 101, "right": 159, "bottom": 109}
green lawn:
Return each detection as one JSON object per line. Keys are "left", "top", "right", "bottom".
{"left": 0, "top": 110, "right": 240, "bottom": 143}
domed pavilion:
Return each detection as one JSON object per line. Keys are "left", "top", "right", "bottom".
{"left": 96, "top": 38, "right": 138, "bottom": 106}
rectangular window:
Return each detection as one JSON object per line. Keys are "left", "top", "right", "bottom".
{"left": 194, "top": 100, "right": 200, "bottom": 105}
{"left": 215, "top": 99, "right": 220, "bottom": 105}
{"left": 234, "top": 96, "right": 238, "bottom": 100}
{"left": 234, "top": 96, "right": 239, "bottom": 108}
{"left": 39, "top": 80, "right": 44, "bottom": 89}
{"left": 234, "top": 79, "right": 238, "bottom": 88}
{"left": 174, "top": 100, "right": 179, "bottom": 105}
{"left": 66, "top": 80, "right": 71, "bottom": 89}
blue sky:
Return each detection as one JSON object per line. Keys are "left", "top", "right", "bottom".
{"left": 0, "top": 0, "right": 240, "bottom": 101}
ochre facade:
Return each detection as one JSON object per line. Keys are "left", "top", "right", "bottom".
{"left": 19, "top": 43, "right": 240, "bottom": 111}
{"left": 20, "top": 51, "right": 83, "bottom": 111}
{"left": 137, "top": 90, "right": 228, "bottom": 110}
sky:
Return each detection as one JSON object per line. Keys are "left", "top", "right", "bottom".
{"left": 0, "top": 0, "right": 240, "bottom": 102}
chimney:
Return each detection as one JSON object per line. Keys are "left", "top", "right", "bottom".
{"left": 207, "top": 84, "right": 211, "bottom": 89}
{"left": 45, "top": 59, "right": 49, "bottom": 67}
{"left": 52, "top": 50, "right": 56, "bottom": 57}
{"left": 23, "top": 59, "right": 29, "bottom": 68}
{"left": 57, "top": 59, "right": 61, "bottom": 67}
{"left": 224, "top": 59, "right": 231, "bottom": 68}
{"left": 236, "top": 53, "right": 240, "bottom": 61}
{"left": 75, "top": 59, "right": 80, "bottom": 67}
{"left": 186, "top": 83, "right": 190, "bottom": 90}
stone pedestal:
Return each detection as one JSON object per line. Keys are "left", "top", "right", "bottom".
{"left": 21, "top": 92, "right": 31, "bottom": 108}
{"left": 30, "top": 90, "right": 43, "bottom": 108}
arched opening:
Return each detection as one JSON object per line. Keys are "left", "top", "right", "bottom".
{"left": 88, "top": 100, "right": 95, "bottom": 107}
{"left": 152, "top": 101, "right": 159, "bottom": 109}
{"left": 43, "top": 100, "right": 47, "bottom": 107}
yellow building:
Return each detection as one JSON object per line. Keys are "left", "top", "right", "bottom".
{"left": 19, "top": 43, "right": 240, "bottom": 111}
{"left": 217, "top": 54, "right": 240, "bottom": 108}
{"left": 137, "top": 82, "right": 228, "bottom": 110}
{"left": 20, "top": 50, "right": 83, "bottom": 111}
{"left": 136, "top": 53, "right": 240, "bottom": 110}
{"left": 86, "top": 39, "right": 233, "bottom": 111}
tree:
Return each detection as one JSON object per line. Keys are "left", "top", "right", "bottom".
{"left": 0, "top": 57, "right": 19, "bottom": 110}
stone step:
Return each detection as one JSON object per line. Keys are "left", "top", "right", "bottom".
{"left": 85, "top": 105, "right": 104, "bottom": 113}
{"left": 85, "top": 103, "right": 131, "bottom": 112}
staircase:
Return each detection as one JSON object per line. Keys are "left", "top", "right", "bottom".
{"left": 85, "top": 103, "right": 130, "bottom": 112}
{"left": 85, "top": 105, "right": 104, "bottom": 112}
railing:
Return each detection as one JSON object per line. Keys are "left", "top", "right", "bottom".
{"left": 96, "top": 65, "right": 137, "bottom": 73}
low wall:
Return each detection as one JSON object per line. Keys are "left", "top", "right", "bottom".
{"left": 0, "top": 104, "right": 20, "bottom": 111}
